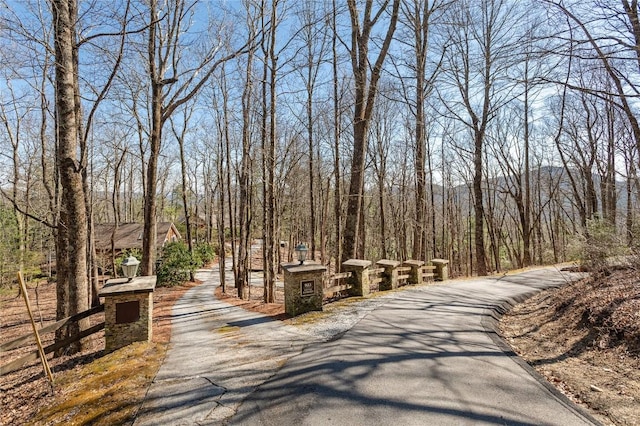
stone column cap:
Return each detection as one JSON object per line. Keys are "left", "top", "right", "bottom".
{"left": 342, "top": 259, "right": 372, "bottom": 268}
{"left": 376, "top": 259, "right": 401, "bottom": 267}
{"left": 431, "top": 258, "right": 449, "bottom": 265}
{"left": 403, "top": 259, "right": 425, "bottom": 267}
{"left": 99, "top": 276, "right": 157, "bottom": 296}
{"left": 282, "top": 262, "right": 327, "bottom": 273}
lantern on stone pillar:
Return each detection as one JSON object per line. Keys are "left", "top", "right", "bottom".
{"left": 121, "top": 256, "right": 140, "bottom": 281}
{"left": 295, "top": 243, "right": 308, "bottom": 265}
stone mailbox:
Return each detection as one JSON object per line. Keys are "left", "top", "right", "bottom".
{"left": 282, "top": 262, "right": 326, "bottom": 316}
{"left": 99, "top": 276, "right": 156, "bottom": 353}
{"left": 403, "top": 259, "right": 425, "bottom": 286}
{"left": 431, "top": 259, "right": 449, "bottom": 281}
{"left": 376, "top": 259, "right": 401, "bottom": 291}
{"left": 342, "top": 259, "right": 372, "bottom": 297}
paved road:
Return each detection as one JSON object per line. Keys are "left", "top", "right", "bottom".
{"left": 134, "top": 267, "right": 319, "bottom": 425}
{"left": 230, "top": 268, "right": 599, "bottom": 426}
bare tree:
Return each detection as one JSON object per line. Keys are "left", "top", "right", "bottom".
{"left": 259, "top": 0, "right": 279, "bottom": 303}
{"left": 293, "top": 1, "right": 331, "bottom": 262}
{"left": 331, "top": 0, "right": 344, "bottom": 270}
{"left": 342, "top": 0, "right": 400, "bottom": 262}
{"left": 396, "top": 0, "right": 448, "bottom": 261}
{"left": 141, "top": 0, "right": 250, "bottom": 275}
{"left": 440, "top": 0, "right": 520, "bottom": 275}
{"left": 51, "top": 0, "right": 90, "bottom": 352}
{"left": 50, "top": 0, "right": 131, "bottom": 351}
{"left": 170, "top": 103, "right": 196, "bottom": 280}
{"left": 236, "top": 0, "right": 263, "bottom": 300}
{"left": 0, "top": 80, "right": 30, "bottom": 278}
{"left": 547, "top": 1, "right": 640, "bottom": 167}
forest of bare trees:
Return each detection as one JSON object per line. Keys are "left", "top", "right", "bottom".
{"left": 1, "top": 0, "right": 640, "bottom": 350}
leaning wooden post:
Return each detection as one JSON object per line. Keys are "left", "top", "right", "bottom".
{"left": 342, "top": 259, "right": 372, "bottom": 297}
{"left": 376, "top": 259, "right": 401, "bottom": 291}
{"left": 17, "top": 272, "right": 54, "bottom": 387}
{"left": 403, "top": 260, "right": 425, "bottom": 286}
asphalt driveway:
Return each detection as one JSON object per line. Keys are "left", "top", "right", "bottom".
{"left": 135, "top": 266, "right": 599, "bottom": 426}
{"left": 230, "top": 269, "right": 599, "bottom": 426}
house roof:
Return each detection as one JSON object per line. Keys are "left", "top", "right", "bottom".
{"left": 94, "top": 222, "right": 181, "bottom": 252}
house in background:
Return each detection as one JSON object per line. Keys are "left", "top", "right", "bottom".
{"left": 94, "top": 222, "right": 181, "bottom": 273}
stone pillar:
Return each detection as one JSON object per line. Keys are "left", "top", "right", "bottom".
{"left": 403, "top": 259, "right": 425, "bottom": 286}
{"left": 376, "top": 259, "right": 401, "bottom": 291}
{"left": 99, "top": 276, "right": 156, "bottom": 354}
{"left": 282, "top": 262, "right": 326, "bottom": 316}
{"left": 431, "top": 259, "right": 450, "bottom": 281}
{"left": 342, "top": 259, "right": 372, "bottom": 297}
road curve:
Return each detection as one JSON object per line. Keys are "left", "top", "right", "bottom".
{"left": 229, "top": 268, "right": 599, "bottom": 426}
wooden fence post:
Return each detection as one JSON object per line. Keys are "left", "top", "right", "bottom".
{"left": 17, "top": 272, "right": 54, "bottom": 387}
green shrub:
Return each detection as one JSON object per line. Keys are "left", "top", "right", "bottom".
{"left": 156, "top": 241, "right": 199, "bottom": 287}
{"left": 569, "top": 218, "right": 627, "bottom": 272}
{"left": 194, "top": 242, "right": 217, "bottom": 265}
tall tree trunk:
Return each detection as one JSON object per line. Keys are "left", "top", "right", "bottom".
{"left": 344, "top": 119, "right": 367, "bottom": 261}
{"left": 216, "top": 70, "right": 230, "bottom": 293}
{"left": 414, "top": 88, "right": 426, "bottom": 260}
{"left": 342, "top": 0, "right": 400, "bottom": 263}
{"left": 264, "top": 0, "right": 277, "bottom": 303}
{"left": 473, "top": 132, "right": 488, "bottom": 276}
{"left": 522, "top": 66, "right": 532, "bottom": 267}
{"left": 222, "top": 70, "right": 237, "bottom": 285}
{"left": 142, "top": 0, "right": 161, "bottom": 276}
{"left": 377, "top": 174, "right": 388, "bottom": 259}
{"left": 332, "top": 0, "right": 342, "bottom": 270}
{"left": 307, "top": 40, "right": 316, "bottom": 262}
{"left": 427, "top": 142, "right": 437, "bottom": 258}
{"left": 174, "top": 110, "right": 194, "bottom": 281}
{"left": 626, "top": 154, "right": 636, "bottom": 245}
{"left": 237, "top": 41, "right": 255, "bottom": 300}
{"left": 52, "top": 0, "right": 89, "bottom": 353}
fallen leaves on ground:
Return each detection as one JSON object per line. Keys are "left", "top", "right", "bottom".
{"left": 500, "top": 268, "right": 640, "bottom": 426}
{"left": 0, "top": 279, "right": 202, "bottom": 426}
